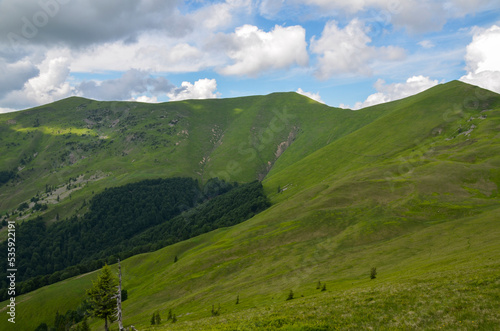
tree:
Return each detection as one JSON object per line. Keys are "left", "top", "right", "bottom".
{"left": 286, "top": 290, "right": 294, "bottom": 301}
{"left": 155, "top": 311, "right": 161, "bottom": 325}
{"left": 151, "top": 313, "right": 156, "bottom": 325}
{"left": 316, "top": 281, "right": 321, "bottom": 290}
{"left": 34, "top": 322, "right": 49, "bottom": 331}
{"left": 321, "top": 283, "right": 327, "bottom": 292}
{"left": 86, "top": 264, "right": 118, "bottom": 331}
{"left": 236, "top": 294, "right": 239, "bottom": 305}
{"left": 167, "top": 308, "right": 173, "bottom": 321}
{"left": 211, "top": 304, "right": 220, "bottom": 316}
{"left": 80, "top": 317, "right": 90, "bottom": 331}
{"left": 370, "top": 267, "right": 377, "bottom": 280}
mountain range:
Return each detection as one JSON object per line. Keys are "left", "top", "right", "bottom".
{"left": 0, "top": 80, "right": 499, "bottom": 330}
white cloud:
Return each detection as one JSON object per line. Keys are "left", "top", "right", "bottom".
{"left": 460, "top": 25, "right": 500, "bottom": 93}
{"left": 75, "top": 69, "right": 174, "bottom": 101}
{"left": 167, "top": 78, "right": 220, "bottom": 101}
{"left": 259, "top": 0, "right": 284, "bottom": 18}
{"left": 354, "top": 75, "right": 439, "bottom": 109}
{"left": 69, "top": 36, "right": 212, "bottom": 73}
{"left": 217, "top": 24, "right": 309, "bottom": 76}
{"left": 296, "top": 0, "right": 500, "bottom": 33}
{"left": 296, "top": 88, "right": 324, "bottom": 103}
{"left": 418, "top": 40, "right": 434, "bottom": 48}
{"left": 133, "top": 95, "right": 159, "bottom": 103}
{"left": 310, "top": 19, "right": 405, "bottom": 79}
{"left": 0, "top": 107, "right": 17, "bottom": 114}
{"left": 191, "top": 0, "right": 252, "bottom": 30}
{"left": 1, "top": 51, "right": 72, "bottom": 109}
{"left": 0, "top": 58, "right": 38, "bottom": 97}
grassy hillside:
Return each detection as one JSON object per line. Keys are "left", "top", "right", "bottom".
{"left": 1, "top": 81, "right": 499, "bottom": 330}
{"left": 0, "top": 92, "right": 384, "bottom": 225}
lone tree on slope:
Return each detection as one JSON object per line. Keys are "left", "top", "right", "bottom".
{"left": 86, "top": 264, "right": 118, "bottom": 331}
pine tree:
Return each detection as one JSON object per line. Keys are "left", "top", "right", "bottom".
{"left": 370, "top": 267, "right": 377, "bottom": 280}
{"left": 150, "top": 312, "right": 156, "bottom": 325}
{"left": 236, "top": 295, "right": 239, "bottom": 305}
{"left": 167, "top": 309, "right": 173, "bottom": 321}
{"left": 86, "top": 264, "right": 118, "bottom": 331}
{"left": 172, "top": 314, "right": 177, "bottom": 323}
{"left": 286, "top": 290, "right": 294, "bottom": 301}
{"left": 174, "top": 255, "right": 178, "bottom": 263}
{"left": 155, "top": 311, "right": 161, "bottom": 325}
{"left": 321, "top": 283, "right": 327, "bottom": 292}
{"left": 316, "top": 281, "right": 321, "bottom": 289}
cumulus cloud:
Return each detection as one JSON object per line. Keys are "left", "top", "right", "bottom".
{"left": 1, "top": 52, "right": 72, "bottom": 109}
{"left": 353, "top": 75, "right": 439, "bottom": 109}
{"left": 460, "top": 25, "right": 500, "bottom": 93}
{"left": 310, "top": 19, "right": 405, "bottom": 79}
{"left": 75, "top": 69, "right": 174, "bottom": 101}
{"left": 296, "top": 88, "right": 324, "bottom": 103}
{"left": 167, "top": 78, "right": 220, "bottom": 101}
{"left": 0, "top": 0, "right": 191, "bottom": 48}
{"left": 0, "top": 58, "right": 38, "bottom": 98}
{"left": 66, "top": 38, "right": 211, "bottom": 74}
{"left": 216, "top": 24, "right": 309, "bottom": 76}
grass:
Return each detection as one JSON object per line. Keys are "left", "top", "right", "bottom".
{"left": 0, "top": 81, "right": 499, "bottom": 330}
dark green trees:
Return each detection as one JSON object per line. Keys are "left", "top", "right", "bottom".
{"left": 151, "top": 311, "right": 161, "bottom": 325}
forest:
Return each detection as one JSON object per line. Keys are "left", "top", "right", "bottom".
{"left": 0, "top": 177, "right": 270, "bottom": 300}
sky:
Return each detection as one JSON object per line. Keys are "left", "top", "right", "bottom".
{"left": 0, "top": 0, "right": 499, "bottom": 113}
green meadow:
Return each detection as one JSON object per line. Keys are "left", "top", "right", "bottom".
{"left": 0, "top": 81, "right": 499, "bottom": 330}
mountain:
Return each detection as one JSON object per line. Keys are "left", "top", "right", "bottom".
{"left": 1, "top": 81, "right": 499, "bottom": 330}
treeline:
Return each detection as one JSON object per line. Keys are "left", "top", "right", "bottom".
{"left": 110, "top": 180, "right": 270, "bottom": 253}
{"left": 0, "top": 178, "right": 269, "bottom": 300}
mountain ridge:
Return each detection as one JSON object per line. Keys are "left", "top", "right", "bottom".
{"left": 1, "top": 80, "right": 499, "bottom": 330}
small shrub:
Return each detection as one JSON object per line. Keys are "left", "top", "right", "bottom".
{"left": 167, "top": 309, "right": 172, "bottom": 321}
{"left": 370, "top": 267, "right": 377, "bottom": 280}
{"left": 155, "top": 311, "right": 161, "bottom": 325}
{"left": 211, "top": 304, "right": 221, "bottom": 316}
{"left": 286, "top": 290, "right": 294, "bottom": 301}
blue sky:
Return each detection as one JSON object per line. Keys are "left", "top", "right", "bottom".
{"left": 0, "top": 0, "right": 499, "bottom": 113}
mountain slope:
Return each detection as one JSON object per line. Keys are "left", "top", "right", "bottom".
{"left": 0, "top": 92, "right": 387, "bottom": 223}
{"left": 1, "top": 81, "right": 499, "bottom": 330}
